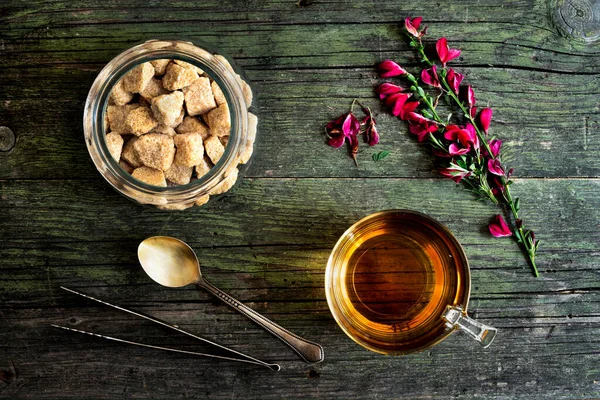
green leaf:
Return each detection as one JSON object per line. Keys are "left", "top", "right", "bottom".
{"left": 514, "top": 197, "right": 520, "bottom": 212}
{"left": 372, "top": 150, "right": 390, "bottom": 162}
{"left": 417, "top": 87, "right": 426, "bottom": 97}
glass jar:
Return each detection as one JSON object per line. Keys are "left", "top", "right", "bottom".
{"left": 84, "top": 39, "right": 252, "bottom": 210}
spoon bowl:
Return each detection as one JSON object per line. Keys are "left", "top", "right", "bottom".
{"left": 138, "top": 236, "right": 201, "bottom": 288}
{"left": 138, "top": 236, "right": 324, "bottom": 364}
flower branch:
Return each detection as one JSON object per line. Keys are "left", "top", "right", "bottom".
{"left": 377, "top": 17, "right": 540, "bottom": 276}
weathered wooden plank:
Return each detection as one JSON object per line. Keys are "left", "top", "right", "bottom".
{"left": 0, "top": 70, "right": 598, "bottom": 179}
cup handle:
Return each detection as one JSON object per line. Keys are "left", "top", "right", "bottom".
{"left": 443, "top": 306, "right": 497, "bottom": 348}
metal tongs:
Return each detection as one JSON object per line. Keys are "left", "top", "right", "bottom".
{"left": 52, "top": 287, "right": 280, "bottom": 371}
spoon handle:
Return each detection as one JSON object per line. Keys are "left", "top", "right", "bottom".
{"left": 198, "top": 280, "right": 324, "bottom": 364}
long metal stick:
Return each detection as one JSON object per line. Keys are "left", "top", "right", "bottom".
{"left": 59, "top": 286, "right": 280, "bottom": 371}
{"left": 51, "top": 324, "right": 279, "bottom": 371}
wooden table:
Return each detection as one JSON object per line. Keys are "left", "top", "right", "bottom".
{"left": 1, "top": 1, "right": 599, "bottom": 398}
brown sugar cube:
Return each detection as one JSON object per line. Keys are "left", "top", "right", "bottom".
{"left": 195, "top": 156, "right": 213, "bottom": 179}
{"left": 239, "top": 112, "right": 257, "bottom": 164}
{"left": 205, "top": 103, "right": 231, "bottom": 137}
{"left": 125, "top": 106, "right": 158, "bottom": 136}
{"left": 173, "top": 133, "right": 204, "bottom": 167}
{"left": 131, "top": 166, "right": 167, "bottom": 187}
{"left": 194, "top": 194, "right": 210, "bottom": 207}
{"left": 183, "top": 77, "right": 216, "bottom": 116}
{"left": 119, "top": 159, "right": 135, "bottom": 174}
{"left": 107, "top": 104, "right": 139, "bottom": 133}
{"left": 133, "top": 133, "right": 175, "bottom": 171}
{"left": 170, "top": 107, "right": 185, "bottom": 128}
{"left": 151, "top": 91, "right": 184, "bottom": 127}
{"left": 151, "top": 59, "right": 171, "bottom": 76}
{"left": 151, "top": 124, "right": 177, "bottom": 137}
{"left": 204, "top": 135, "right": 225, "bottom": 164}
{"left": 173, "top": 59, "right": 204, "bottom": 75}
{"left": 176, "top": 116, "right": 210, "bottom": 139}
{"left": 164, "top": 163, "right": 194, "bottom": 185}
{"left": 210, "top": 168, "right": 239, "bottom": 195}
{"left": 110, "top": 79, "right": 134, "bottom": 106}
{"left": 162, "top": 63, "right": 199, "bottom": 91}
{"left": 139, "top": 77, "right": 168, "bottom": 101}
{"left": 122, "top": 62, "right": 155, "bottom": 93}
{"left": 211, "top": 80, "right": 226, "bottom": 105}
{"left": 105, "top": 132, "right": 124, "bottom": 161}
{"left": 121, "top": 137, "right": 143, "bottom": 168}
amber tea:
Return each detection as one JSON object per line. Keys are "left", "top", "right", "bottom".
{"left": 326, "top": 210, "right": 473, "bottom": 354}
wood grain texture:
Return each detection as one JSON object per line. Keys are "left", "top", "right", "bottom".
{"left": 1, "top": 0, "right": 599, "bottom": 399}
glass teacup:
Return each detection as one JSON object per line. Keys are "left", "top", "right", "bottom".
{"left": 325, "top": 210, "right": 497, "bottom": 355}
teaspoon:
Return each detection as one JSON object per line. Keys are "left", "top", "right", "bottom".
{"left": 138, "top": 236, "right": 324, "bottom": 363}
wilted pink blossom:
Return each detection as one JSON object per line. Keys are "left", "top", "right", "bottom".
{"left": 436, "top": 38, "right": 461, "bottom": 66}
{"left": 326, "top": 112, "right": 359, "bottom": 148}
{"left": 361, "top": 107, "right": 379, "bottom": 146}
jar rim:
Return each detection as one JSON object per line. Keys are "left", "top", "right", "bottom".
{"left": 83, "top": 39, "right": 249, "bottom": 206}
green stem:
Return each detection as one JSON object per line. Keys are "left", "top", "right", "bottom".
{"left": 503, "top": 182, "right": 539, "bottom": 277}
{"left": 420, "top": 94, "right": 444, "bottom": 124}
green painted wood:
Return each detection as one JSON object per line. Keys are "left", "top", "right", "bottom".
{"left": 1, "top": 0, "right": 599, "bottom": 398}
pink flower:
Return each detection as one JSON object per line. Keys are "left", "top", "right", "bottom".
{"left": 376, "top": 83, "right": 404, "bottom": 100}
{"left": 444, "top": 124, "right": 478, "bottom": 156}
{"left": 487, "top": 158, "right": 505, "bottom": 176}
{"left": 446, "top": 68, "right": 463, "bottom": 94}
{"left": 325, "top": 112, "right": 360, "bottom": 148}
{"left": 436, "top": 38, "right": 461, "bottom": 66}
{"left": 488, "top": 138, "right": 502, "bottom": 158}
{"left": 398, "top": 101, "right": 419, "bottom": 120}
{"left": 408, "top": 121, "right": 438, "bottom": 142}
{"left": 465, "top": 85, "right": 476, "bottom": 109}
{"left": 407, "top": 112, "right": 435, "bottom": 126}
{"left": 465, "top": 123, "right": 480, "bottom": 150}
{"left": 479, "top": 108, "right": 492, "bottom": 134}
{"left": 490, "top": 175, "right": 505, "bottom": 197}
{"left": 385, "top": 93, "right": 412, "bottom": 117}
{"left": 342, "top": 112, "right": 360, "bottom": 138}
{"left": 489, "top": 215, "right": 512, "bottom": 237}
{"left": 361, "top": 107, "right": 379, "bottom": 146}
{"left": 378, "top": 60, "right": 408, "bottom": 78}
{"left": 439, "top": 165, "right": 472, "bottom": 183}
{"left": 405, "top": 16, "right": 426, "bottom": 38}
{"left": 448, "top": 143, "right": 470, "bottom": 156}
{"left": 421, "top": 65, "right": 440, "bottom": 88}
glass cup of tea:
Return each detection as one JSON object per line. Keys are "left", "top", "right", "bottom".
{"left": 325, "top": 210, "right": 497, "bottom": 355}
